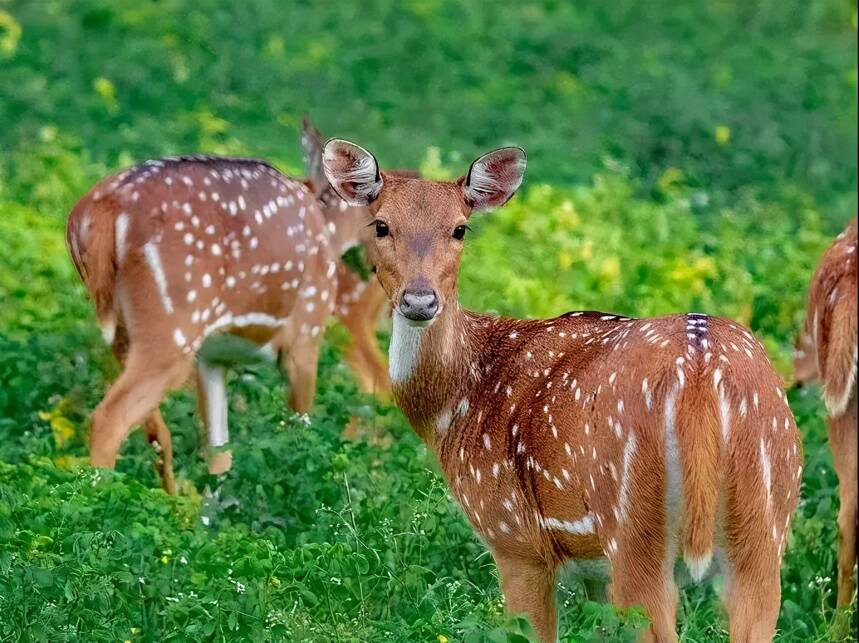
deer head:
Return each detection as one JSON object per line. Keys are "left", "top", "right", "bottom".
{"left": 322, "top": 139, "right": 526, "bottom": 326}
{"left": 791, "top": 328, "right": 818, "bottom": 387}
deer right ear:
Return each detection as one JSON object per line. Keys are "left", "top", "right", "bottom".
{"left": 461, "top": 147, "right": 527, "bottom": 211}
{"left": 322, "top": 139, "right": 383, "bottom": 206}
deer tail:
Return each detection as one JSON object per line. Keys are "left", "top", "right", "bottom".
{"left": 66, "top": 198, "right": 119, "bottom": 344}
{"left": 821, "top": 281, "right": 858, "bottom": 416}
{"left": 675, "top": 375, "right": 723, "bottom": 581}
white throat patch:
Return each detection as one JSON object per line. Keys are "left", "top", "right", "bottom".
{"left": 390, "top": 312, "right": 427, "bottom": 384}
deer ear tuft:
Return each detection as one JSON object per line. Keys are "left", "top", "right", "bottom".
{"left": 300, "top": 116, "right": 328, "bottom": 195}
{"left": 322, "top": 139, "right": 383, "bottom": 206}
{"left": 462, "top": 147, "right": 527, "bottom": 211}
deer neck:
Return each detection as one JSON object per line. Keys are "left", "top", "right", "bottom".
{"left": 389, "top": 302, "right": 488, "bottom": 447}
{"left": 327, "top": 215, "right": 362, "bottom": 255}
{"left": 318, "top": 201, "right": 365, "bottom": 256}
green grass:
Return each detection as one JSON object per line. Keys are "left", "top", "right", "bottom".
{"left": 0, "top": 1, "right": 857, "bottom": 640}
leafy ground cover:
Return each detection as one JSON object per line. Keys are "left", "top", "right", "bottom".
{"left": 0, "top": 1, "right": 856, "bottom": 640}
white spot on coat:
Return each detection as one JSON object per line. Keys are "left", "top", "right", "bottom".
{"left": 115, "top": 213, "right": 130, "bottom": 264}
{"left": 543, "top": 513, "right": 595, "bottom": 535}
{"left": 143, "top": 241, "right": 174, "bottom": 314}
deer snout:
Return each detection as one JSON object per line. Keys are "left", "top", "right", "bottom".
{"left": 399, "top": 288, "right": 439, "bottom": 323}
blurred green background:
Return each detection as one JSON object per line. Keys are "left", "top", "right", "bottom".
{"left": 0, "top": 1, "right": 856, "bottom": 641}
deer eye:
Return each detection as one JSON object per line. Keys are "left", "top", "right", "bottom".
{"left": 452, "top": 224, "right": 469, "bottom": 240}
{"left": 374, "top": 220, "right": 389, "bottom": 238}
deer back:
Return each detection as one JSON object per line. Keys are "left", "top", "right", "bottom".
{"left": 67, "top": 156, "right": 338, "bottom": 353}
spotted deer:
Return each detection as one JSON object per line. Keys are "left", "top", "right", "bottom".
{"left": 793, "top": 217, "right": 857, "bottom": 608}
{"left": 322, "top": 139, "right": 803, "bottom": 642}
{"left": 66, "top": 123, "right": 395, "bottom": 492}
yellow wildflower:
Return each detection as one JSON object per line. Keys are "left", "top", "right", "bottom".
{"left": 714, "top": 125, "right": 731, "bottom": 145}
{"left": 93, "top": 77, "right": 118, "bottom": 113}
{"left": 558, "top": 251, "right": 573, "bottom": 270}
{"left": 0, "top": 11, "right": 22, "bottom": 55}
{"left": 599, "top": 256, "right": 621, "bottom": 281}
{"left": 581, "top": 239, "right": 593, "bottom": 260}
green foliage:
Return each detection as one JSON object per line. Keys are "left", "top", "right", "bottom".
{"left": 0, "top": 200, "right": 90, "bottom": 333}
{"left": 341, "top": 246, "right": 374, "bottom": 282}
{"left": 0, "top": 0, "right": 857, "bottom": 641}
{"left": 0, "top": 0, "right": 856, "bottom": 217}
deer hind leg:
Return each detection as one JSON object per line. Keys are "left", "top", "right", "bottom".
{"left": 722, "top": 544, "right": 781, "bottom": 642}
{"left": 607, "top": 530, "right": 678, "bottom": 642}
{"left": 107, "top": 326, "right": 178, "bottom": 493}
{"left": 143, "top": 413, "right": 176, "bottom": 494}
{"left": 196, "top": 361, "right": 232, "bottom": 475}
{"left": 493, "top": 551, "right": 558, "bottom": 643}
{"left": 282, "top": 334, "right": 323, "bottom": 414}
{"left": 599, "top": 437, "right": 678, "bottom": 642}
{"left": 830, "top": 397, "right": 858, "bottom": 607}
{"left": 276, "top": 291, "right": 331, "bottom": 415}
{"left": 277, "top": 273, "right": 333, "bottom": 415}
{"left": 723, "top": 461, "right": 782, "bottom": 641}
{"left": 90, "top": 346, "right": 192, "bottom": 470}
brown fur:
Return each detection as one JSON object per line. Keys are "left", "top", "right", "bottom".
{"left": 676, "top": 375, "right": 722, "bottom": 569}
{"left": 794, "top": 217, "right": 858, "bottom": 607}
{"left": 794, "top": 218, "right": 858, "bottom": 405}
{"left": 66, "top": 174, "right": 121, "bottom": 331}
{"left": 323, "top": 140, "right": 803, "bottom": 642}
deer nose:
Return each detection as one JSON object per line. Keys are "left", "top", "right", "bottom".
{"left": 400, "top": 288, "right": 439, "bottom": 322}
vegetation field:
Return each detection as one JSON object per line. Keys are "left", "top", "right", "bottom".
{"left": 0, "top": 1, "right": 856, "bottom": 640}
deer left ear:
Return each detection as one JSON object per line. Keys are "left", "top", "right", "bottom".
{"left": 300, "top": 115, "right": 328, "bottom": 196}
{"left": 461, "top": 147, "right": 527, "bottom": 211}
{"left": 322, "top": 139, "right": 383, "bottom": 206}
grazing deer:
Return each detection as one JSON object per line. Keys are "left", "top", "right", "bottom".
{"left": 793, "top": 217, "right": 857, "bottom": 608}
{"left": 322, "top": 139, "right": 803, "bottom": 642}
{"left": 66, "top": 122, "right": 395, "bottom": 491}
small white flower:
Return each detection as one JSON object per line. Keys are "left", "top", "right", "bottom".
{"left": 236, "top": 581, "right": 246, "bottom": 593}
